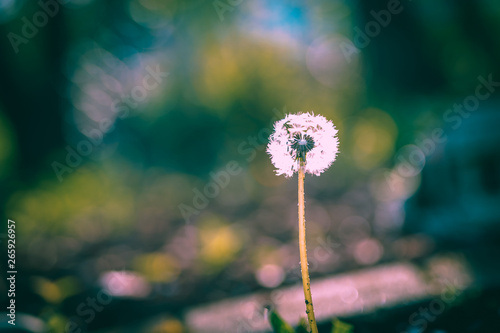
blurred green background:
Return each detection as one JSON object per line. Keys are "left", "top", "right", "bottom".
{"left": 1, "top": 0, "right": 500, "bottom": 332}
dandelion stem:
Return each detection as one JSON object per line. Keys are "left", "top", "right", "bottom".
{"left": 298, "top": 162, "right": 318, "bottom": 333}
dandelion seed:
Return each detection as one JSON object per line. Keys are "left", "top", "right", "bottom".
{"left": 267, "top": 112, "right": 339, "bottom": 177}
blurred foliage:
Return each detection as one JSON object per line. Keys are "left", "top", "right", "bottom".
{"left": 331, "top": 319, "right": 354, "bottom": 333}
{"left": 268, "top": 311, "right": 354, "bottom": 333}
{"left": 269, "top": 310, "right": 295, "bottom": 333}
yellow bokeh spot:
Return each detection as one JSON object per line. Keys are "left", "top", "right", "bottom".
{"left": 32, "top": 276, "right": 80, "bottom": 304}
{"left": 47, "top": 314, "right": 67, "bottom": 333}
{"left": 149, "top": 318, "right": 184, "bottom": 333}
{"left": 195, "top": 43, "right": 245, "bottom": 111}
{"left": 134, "top": 252, "right": 180, "bottom": 283}
{"left": 352, "top": 108, "right": 397, "bottom": 170}
{"left": 198, "top": 216, "right": 242, "bottom": 270}
{"left": 33, "top": 278, "right": 63, "bottom": 304}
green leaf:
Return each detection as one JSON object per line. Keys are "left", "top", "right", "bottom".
{"left": 295, "top": 317, "right": 310, "bottom": 333}
{"left": 269, "top": 310, "right": 295, "bottom": 333}
{"left": 331, "top": 318, "right": 354, "bottom": 333}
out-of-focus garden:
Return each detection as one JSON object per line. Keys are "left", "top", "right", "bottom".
{"left": 1, "top": 0, "right": 500, "bottom": 332}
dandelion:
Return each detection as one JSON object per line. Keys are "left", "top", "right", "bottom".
{"left": 267, "top": 112, "right": 339, "bottom": 333}
{"left": 267, "top": 112, "right": 339, "bottom": 177}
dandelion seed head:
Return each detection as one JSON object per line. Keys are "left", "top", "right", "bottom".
{"left": 267, "top": 112, "right": 339, "bottom": 177}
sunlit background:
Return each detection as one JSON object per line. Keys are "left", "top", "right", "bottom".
{"left": 1, "top": 0, "right": 500, "bottom": 332}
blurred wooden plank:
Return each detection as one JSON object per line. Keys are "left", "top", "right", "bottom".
{"left": 185, "top": 254, "right": 472, "bottom": 333}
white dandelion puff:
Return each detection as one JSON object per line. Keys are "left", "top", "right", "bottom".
{"left": 267, "top": 112, "right": 339, "bottom": 177}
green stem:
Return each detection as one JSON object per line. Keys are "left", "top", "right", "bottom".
{"left": 298, "top": 163, "right": 318, "bottom": 333}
